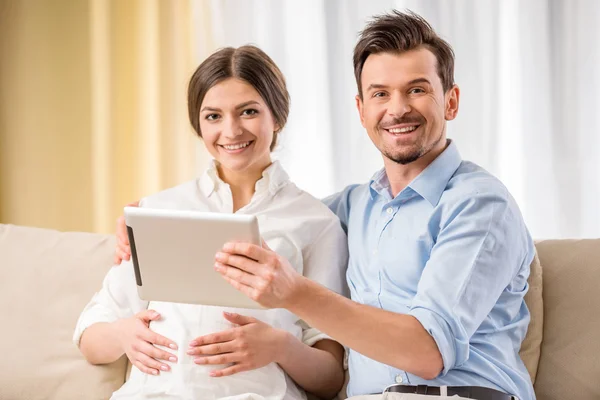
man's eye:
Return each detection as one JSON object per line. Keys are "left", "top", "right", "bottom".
{"left": 373, "top": 92, "right": 387, "bottom": 98}
{"left": 409, "top": 88, "right": 425, "bottom": 94}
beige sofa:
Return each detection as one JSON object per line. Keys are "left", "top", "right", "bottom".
{"left": 1, "top": 223, "right": 599, "bottom": 400}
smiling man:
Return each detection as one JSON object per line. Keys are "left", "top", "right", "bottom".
{"left": 211, "top": 10, "right": 536, "bottom": 400}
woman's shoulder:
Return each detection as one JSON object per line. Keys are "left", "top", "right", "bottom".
{"left": 278, "top": 182, "right": 341, "bottom": 224}
{"left": 139, "top": 179, "right": 203, "bottom": 209}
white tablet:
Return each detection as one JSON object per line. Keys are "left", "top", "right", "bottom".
{"left": 124, "top": 207, "right": 263, "bottom": 309}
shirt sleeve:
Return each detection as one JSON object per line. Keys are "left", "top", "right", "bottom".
{"left": 408, "top": 190, "right": 533, "bottom": 376}
{"left": 299, "top": 217, "right": 350, "bottom": 347}
{"left": 73, "top": 259, "right": 149, "bottom": 346}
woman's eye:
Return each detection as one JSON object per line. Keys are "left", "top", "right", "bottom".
{"left": 205, "top": 114, "right": 220, "bottom": 121}
{"left": 242, "top": 109, "right": 258, "bottom": 116}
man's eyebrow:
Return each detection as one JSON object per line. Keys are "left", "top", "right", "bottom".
{"left": 366, "top": 83, "right": 389, "bottom": 91}
{"left": 407, "top": 78, "right": 432, "bottom": 86}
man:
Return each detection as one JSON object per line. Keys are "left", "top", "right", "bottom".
{"left": 115, "top": 11, "right": 534, "bottom": 400}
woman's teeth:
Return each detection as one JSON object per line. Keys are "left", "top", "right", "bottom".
{"left": 222, "top": 141, "right": 251, "bottom": 150}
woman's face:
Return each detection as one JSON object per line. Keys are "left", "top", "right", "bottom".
{"left": 199, "top": 78, "right": 278, "bottom": 177}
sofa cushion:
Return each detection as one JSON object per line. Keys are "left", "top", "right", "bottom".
{"left": 519, "top": 250, "right": 543, "bottom": 383}
{"left": 0, "top": 224, "right": 126, "bottom": 400}
{"left": 534, "top": 239, "right": 600, "bottom": 400}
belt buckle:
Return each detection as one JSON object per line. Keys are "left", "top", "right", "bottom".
{"left": 382, "top": 383, "right": 405, "bottom": 394}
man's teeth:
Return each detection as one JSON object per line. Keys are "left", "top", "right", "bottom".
{"left": 388, "top": 126, "right": 418, "bottom": 133}
{"left": 222, "top": 142, "right": 251, "bottom": 150}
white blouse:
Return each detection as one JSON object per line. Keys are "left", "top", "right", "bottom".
{"left": 74, "top": 160, "right": 349, "bottom": 400}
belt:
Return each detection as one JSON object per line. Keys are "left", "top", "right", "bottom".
{"left": 384, "top": 384, "right": 514, "bottom": 400}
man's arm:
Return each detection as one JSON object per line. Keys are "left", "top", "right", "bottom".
{"left": 287, "top": 279, "right": 443, "bottom": 380}
{"left": 215, "top": 190, "right": 532, "bottom": 380}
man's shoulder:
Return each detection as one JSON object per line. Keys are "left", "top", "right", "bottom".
{"left": 444, "top": 160, "right": 512, "bottom": 203}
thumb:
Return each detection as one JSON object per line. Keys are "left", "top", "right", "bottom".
{"left": 138, "top": 309, "right": 161, "bottom": 323}
{"left": 223, "top": 311, "right": 255, "bottom": 326}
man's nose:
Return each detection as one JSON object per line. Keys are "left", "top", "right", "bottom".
{"left": 388, "top": 93, "right": 411, "bottom": 118}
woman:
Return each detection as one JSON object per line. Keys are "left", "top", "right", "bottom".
{"left": 74, "top": 45, "right": 348, "bottom": 400}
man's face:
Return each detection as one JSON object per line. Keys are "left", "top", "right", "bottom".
{"left": 356, "top": 48, "right": 459, "bottom": 165}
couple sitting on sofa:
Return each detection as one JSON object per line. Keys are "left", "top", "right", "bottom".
{"left": 75, "top": 10, "right": 534, "bottom": 400}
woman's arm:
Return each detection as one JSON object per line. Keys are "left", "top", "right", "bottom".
{"left": 278, "top": 335, "right": 345, "bottom": 399}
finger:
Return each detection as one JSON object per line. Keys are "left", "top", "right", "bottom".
{"left": 127, "top": 200, "right": 140, "bottom": 207}
{"left": 214, "top": 261, "right": 262, "bottom": 286}
{"left": 209, "top": 364, "right": 248, "bottom": 377}
{"left": 115, "top": 248, "right": 129, "bottom": 264}
{"left": 135, "top": 352, "right": 170, "bottom": 373}
{"left": 118, "top": 237, "right": 131, "bottom": 255}
{"left": 116, "top": 215, "right": 129, "bottom": 244}
{"left": 137, "top": 309, "right": 161, "bottom": 323}
{"left": 140, "top": 340, "right": 178, "bottom": 362}
{"left": 222, "top": 311, "right": 256, "bottom": 326}
{"left": 217, "top": 270, "right": 260, "bottom": 301}
{"left": 193, "top": 352, "right": 241, "bottom": 365}
{"left": 187, "top": 341, "right": 236, "bottom": 356}
{"left": 222, "top": 242, "right": 269, "bottom": 263}
{"left": 189, "top": 329, "right": 236, "bottom": 347}
{"left": 214, "top": 251, "right": 264, "bottom": 276}
{"left": 140, "top": 329, "right": 178, "bottom": 350}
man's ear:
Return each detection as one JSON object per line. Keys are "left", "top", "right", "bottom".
{"left": 445, "top": 85, "right": 460, "bottom": 121}
{"left": 356, "top": 94, "right": 366, "bottom": 128}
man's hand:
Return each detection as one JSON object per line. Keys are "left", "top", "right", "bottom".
{"left": 114, "top": 201, "right": 139, "bottom": 265}
{"left": 187, "top": 312, "right": 289, "bottom": 377}
{"left": 115, "top": 309, "right": 178, "bottom": 375}
{"left": 214, "top": 241, "right": 306, "bottom": 309}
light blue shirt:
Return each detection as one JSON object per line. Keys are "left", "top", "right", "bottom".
{"left": 324, "top": 141, "right": 535, "bottom": 400}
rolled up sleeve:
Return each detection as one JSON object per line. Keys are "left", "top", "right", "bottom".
{"left": 408, "top": 190, "right": 530, "bottom": 376}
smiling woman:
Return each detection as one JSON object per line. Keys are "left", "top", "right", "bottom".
{"left": 74, "top": 44, "right": 348, "bottom": 400}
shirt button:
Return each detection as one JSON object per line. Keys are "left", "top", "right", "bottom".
{"left": 395, "top": 375, "right": 403, "bottom": 383}
{"left": 386, "top": 207, "right": 393, "bottom": 214}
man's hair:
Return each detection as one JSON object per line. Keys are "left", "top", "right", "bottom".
{"left": 353, "top": 10, "right": 455, "bottom": 98}
{"left": 188, "top": 45, "right": 290, "bottom": 151}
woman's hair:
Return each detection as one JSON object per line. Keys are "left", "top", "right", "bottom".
{"left": 353, "top": 10, "right": 455, "bottom": 99}
{"left": 188, "top": 45, "right": 290, "bottom": 151}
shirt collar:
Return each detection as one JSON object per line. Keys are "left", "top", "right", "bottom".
{"left": 369, "top": 140, "right": 462, "bottom": 206}
{"left": 408, "top": 140, "right": 462, "bottom": 206}
{"left": 198, "top": 159, "right": 289, "bottom": 197}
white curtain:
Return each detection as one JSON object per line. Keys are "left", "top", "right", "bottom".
{"left": 203, "top": 0, "right": 600, "bottom": 239}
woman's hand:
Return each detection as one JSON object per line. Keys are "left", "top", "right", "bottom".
{"left": 186, "top": 312, "right": 289, "bottom": 377}
{"left": 114, "top": 201, "right": 139, "bottom": 265}
{"left": 214, "top": 241, "right": 306, "bottom": 309}
{"left": 115, "top": 309, "right": 178, "bottom": 375}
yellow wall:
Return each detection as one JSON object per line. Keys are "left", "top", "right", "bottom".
{"left": 0, "top": 0, "right": 94, "bottom": 232}
{"left": 0, "top": 0, "right": 210, "bottom": 233}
